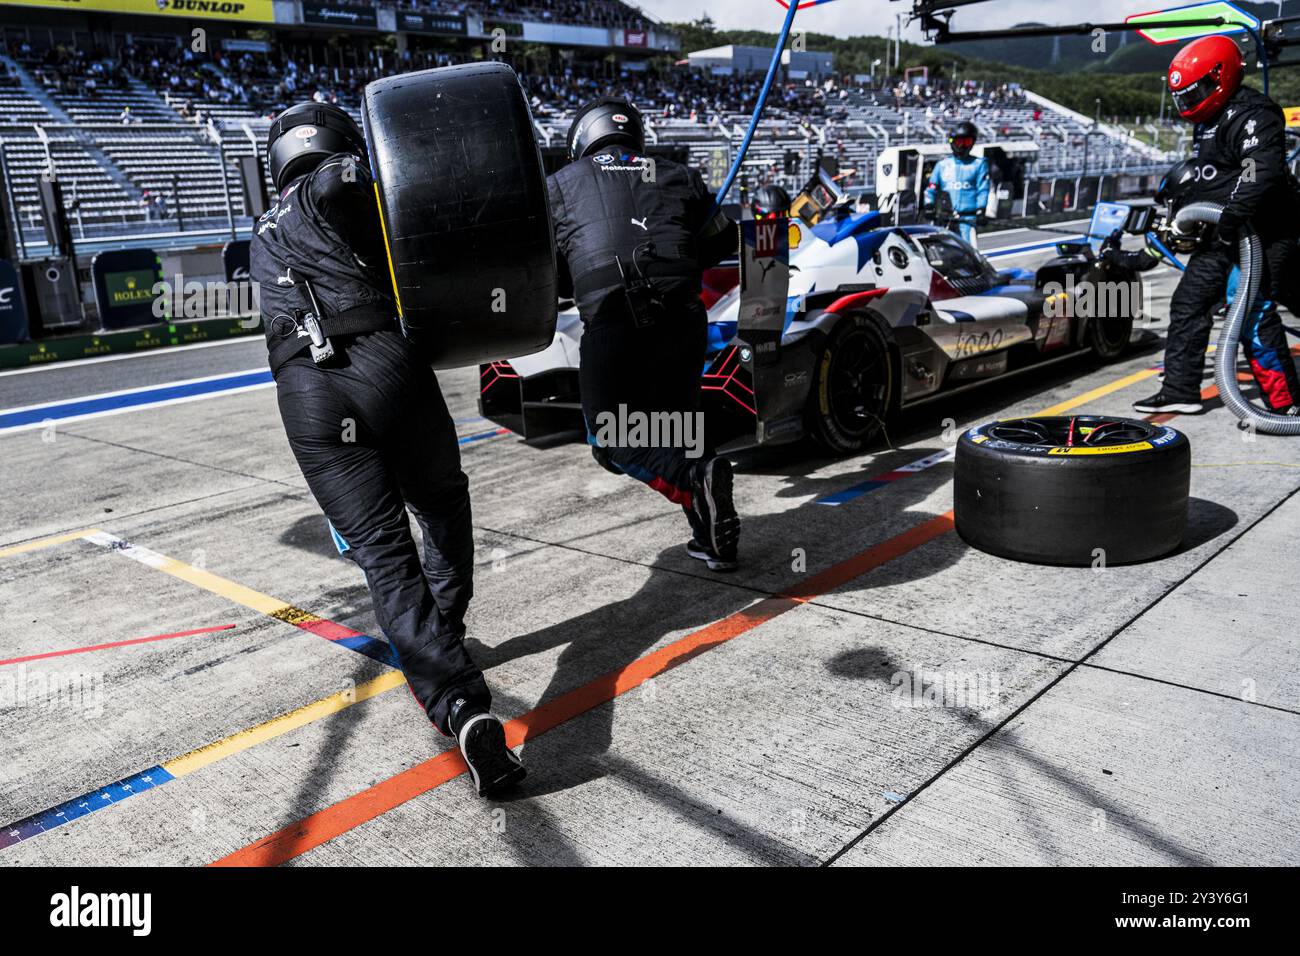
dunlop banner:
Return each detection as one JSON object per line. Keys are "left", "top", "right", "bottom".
{"left": 5, "top": 1, "right": 277, "bottom": 23}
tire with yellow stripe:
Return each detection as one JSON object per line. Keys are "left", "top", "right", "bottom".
{"left": 954, "top": 416, "right": 1190, "bottom": 566}
{"left": 362, "top": 62, "right": 556, "bottom": 368}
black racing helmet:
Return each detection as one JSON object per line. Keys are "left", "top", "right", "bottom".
{"left": 267, "top": 101, "right": 368, "bottom": 191}
{"left": 949, "top": 120, "right": 978, "bottom": 159}
{"left": 1155, "top": 159, "right": 1206, "bottom": 251}
{"left": 1154, "top": 158, "right": 1201, "bottom": 208}
{"left": 752, "top": 183, "right": 792, "bottom": 219}
{"left": 567, "top": 97, "right": 645, "bottom": 161}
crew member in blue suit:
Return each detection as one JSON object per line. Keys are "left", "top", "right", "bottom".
{"left": 924, "top": 120, "right": 990, "bottom": 245}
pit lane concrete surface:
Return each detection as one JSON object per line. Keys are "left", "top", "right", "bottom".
{"left": 1, "top": 235, "right": 1298, "bottom": 867}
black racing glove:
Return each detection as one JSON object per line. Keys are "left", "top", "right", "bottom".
{"left": 975, "top": 211, "right": 989, "bottom": 228}
{"left": 1214, "top": 221, "right": 1239, "bottom": 253}
{"left": 1099, "top": 228, "right": 1123, "bottom": 265}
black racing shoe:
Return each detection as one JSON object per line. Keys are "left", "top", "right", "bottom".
{"left": 450, "top": 699, "right": 525, "bottom": 798}
{"left": 1133, "top": 390, "right": 1204, "bottom": 414}
{"left": 682, "top": 501, "right": 735, "bottom": 571}
{"left": 686, "top": 537, "right": 737, "bottom": 572}
{"left": 692, "top": 457, "right": 740, "bottom": 569}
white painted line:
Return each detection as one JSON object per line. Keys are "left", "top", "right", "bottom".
{"left": 0, "top": 336, "right": 263, "bottom": 379}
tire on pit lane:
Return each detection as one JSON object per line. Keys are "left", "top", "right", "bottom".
{"left": 363, "top": 62, "right": 557, "bottom": 369}
{"left": 954, "top": 416, "right": 1190, "bottom": 566}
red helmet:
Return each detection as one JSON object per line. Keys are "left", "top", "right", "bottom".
{"left": 1168, "top": 34, "right": 1244, "bottom": 124}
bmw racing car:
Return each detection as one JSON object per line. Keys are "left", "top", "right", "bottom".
{"left": 479, "top": 169, "right": 1144, "bottom": 455}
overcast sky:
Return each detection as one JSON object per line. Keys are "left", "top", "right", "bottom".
{"left": 629, "top": 1, "right": 1172, "bottom": 42}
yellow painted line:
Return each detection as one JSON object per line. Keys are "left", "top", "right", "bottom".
{"left": 75, "top": 530, "right": 413, "bottom": 781}
{"left": 162, "top": 670, "right": 409, "bottom": 777}
{"left": 1033, "top": 366, "right": 1161, "bottom": 417}
{"left": 0, "top": 528, "right": 93, "bottom": 559}
{"left": 1033, "top": 342, "right": 1224, "bottom": 418}
{"left": 84, "top": 530, "right": 293, "bottom": 617}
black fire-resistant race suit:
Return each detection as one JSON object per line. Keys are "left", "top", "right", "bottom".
{"left": 547, "top": 148, "right": 738, "bottom": 506}
{"left": 1105, "top": 228, "right": 1298, "bottom": 407}
{"left": 251, "top": 154, "right": 489, "bottom": 736}
{"left": 1162, "top": 86, "right": 1300, "bottom": 410}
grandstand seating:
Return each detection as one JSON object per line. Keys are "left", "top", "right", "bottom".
{"left": 0, "top": 41, "right": 1170, "bottom": 247}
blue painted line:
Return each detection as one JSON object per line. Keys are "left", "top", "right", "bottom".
{"left": 985, "top": 238, "right": 1061, "bottom": 259}
{"left": 334, "top": 634, "right": 400, "bottom": 667}
{"left": 458, "top": 427, "right": 507, "bottom": 446}
{"left": 0, "top": 766, "right": 174, "bottom": 850}
{"left": 0, "top": 370, "right": 273, "bottom": 430}
{"left": 816, "top": 480, "right": 890, "bottom": 506}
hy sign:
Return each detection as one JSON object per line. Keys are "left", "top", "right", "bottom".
{"left": 1126, "top": 1, "right": 1260, "bottom": 44}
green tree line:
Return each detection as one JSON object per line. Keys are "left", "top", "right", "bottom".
{"left": 670, "top": 16, "right": 1300, "bottom": 121}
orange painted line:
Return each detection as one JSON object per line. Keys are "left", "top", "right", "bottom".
{"left": 210, "top": 512, "right": 958, "bottom": 867}
{"left": 784, "top": 512, "right": 955, "bottom": 602}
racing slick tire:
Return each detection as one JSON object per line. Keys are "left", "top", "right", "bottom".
{"left": 1083, "top": 263, "right": 1137, "bottom": 361}
{"left": 363, "top": 62, "right": 557, "bottom": 369}
{"left": 806, "top": 313, "right": 896, "bottom": 455}
{"left": 954, "top": 416, "right": 1190, "bottom": 566}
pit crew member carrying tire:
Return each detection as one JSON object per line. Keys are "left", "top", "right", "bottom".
{"left": 250, "top": 102, "right": 524, "bottom": 797}
{"left": 1132, "top": 35, "right": 1300, "bottom": 417}
{"left": 924, "top": 120, "right": 990, "bottom": 246}
{"left": 548, "top": 97, "right": 743, "bottom": 571}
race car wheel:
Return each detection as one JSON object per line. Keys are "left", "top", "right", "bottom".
{"left": 807, "top": 314, "right": 895, "bottom": 455}
{"left": 955, "top": 416, "right": 1190, "bottom": 566}
{"left": 1085, "top": 264, "right": 1136, "bottom": 361}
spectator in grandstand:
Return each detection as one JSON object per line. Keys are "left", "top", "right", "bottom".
{"left": 1133, "top": 35, "right": 1300, "bottom": 416}
{"left": 250, "top": 102, "right": 525, "bottom": 798}
{"left": 548, "top": 97, "right": 742, "bottom": 571}
{"left": 924, "top": 120, "right": 990, "bottom": 245}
